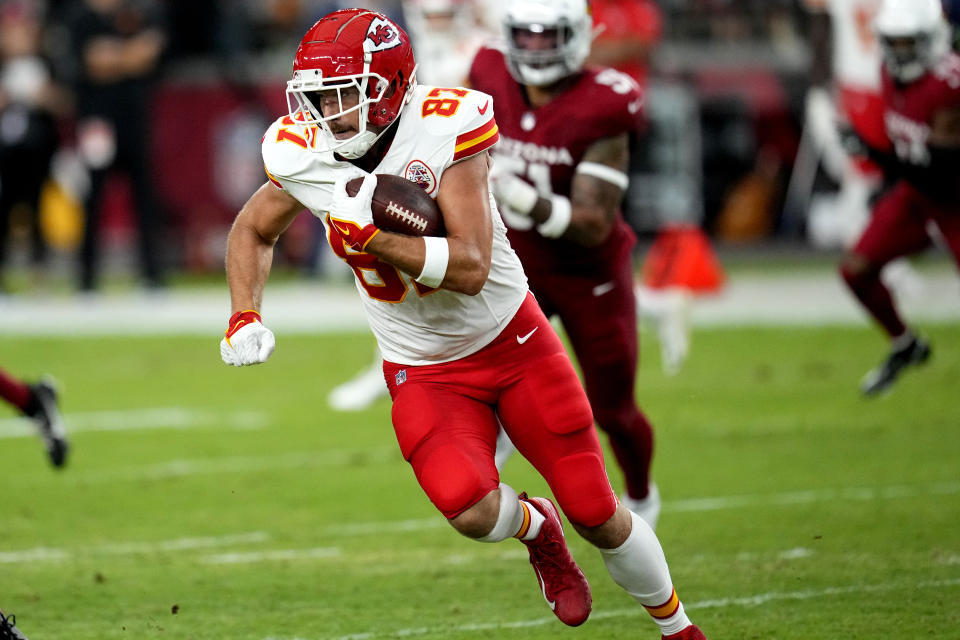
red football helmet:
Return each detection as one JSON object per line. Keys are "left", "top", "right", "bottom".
{"left": 287, "top": 9, "right": 418, "bottom": 158}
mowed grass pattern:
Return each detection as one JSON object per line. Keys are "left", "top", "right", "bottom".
{"left": 1, "top": 325, "right": 958, "bottom": 639}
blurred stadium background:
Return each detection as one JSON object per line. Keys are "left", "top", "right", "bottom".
{"left": 0, "top": 0, "right": 943, "bottom": 287}
{"left": 2, "top": 1, "right": 960, "bottom": 638}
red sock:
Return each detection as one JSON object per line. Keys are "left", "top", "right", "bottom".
{"left": 0, "top": 368, "right": 32, "bottom": 412}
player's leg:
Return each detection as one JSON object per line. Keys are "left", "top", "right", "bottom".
{"left": 0, "top": 368, "right": 68, "bottom": 467}
{"left": 840, "top": 183, "right": 933, "bottom": 395}
{"left": 327, "top": 345, "right": 388, "bottom": 411}
{"left": 551, "top": 264, "right": 659, "bottom": 527}
{"left": 0, "top": 607, "right": 29, "bottom": 639}
{"left": 495, "top": 304, "right": 704, "bottom": 638}
{"left": 386, "top": 357, "right": 592, "bottom": 627}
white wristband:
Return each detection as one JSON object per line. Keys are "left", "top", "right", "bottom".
{"left": 576, "top": 162, "right": 630, "bottom": 190}
{"left": 537, "top": 195, "right": 572, "bottom": 238}
{"left": 416, "top": 236, "right": 449, "bottom": 288}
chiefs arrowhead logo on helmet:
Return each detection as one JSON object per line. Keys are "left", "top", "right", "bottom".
{"left": 366, "top": 19, "right": 401, "bottom": 51}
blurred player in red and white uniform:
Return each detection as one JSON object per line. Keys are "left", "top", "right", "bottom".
{"left": 470, "top": 0, "right": 664, "bottom": 529}
{"left": 840, "top": 0, "right": 960, "bottom": 395}
{"left": 220, "top": 9, "right": 706, "bottom": 637}
{"left": 327, "top": 0, "right": 499, "bottom": 412}
{"left": 804, "top": 0, "right": 885, "bottom": 245}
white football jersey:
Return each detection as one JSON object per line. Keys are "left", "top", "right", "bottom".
{"left": 806, "top": 0, "right": 882, "bottom": 91}
{"left": 261, "top": 84, "right": 528, "bottom": 366}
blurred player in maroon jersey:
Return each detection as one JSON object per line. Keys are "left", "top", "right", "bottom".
{"left": 840, "top": 0, "right": 960, "bottom": 395}
{"left": 469, "top": 0, "right": 661, "bottom": 527}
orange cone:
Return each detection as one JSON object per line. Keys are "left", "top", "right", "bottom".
{"left": 641, "top": 225, "right": 724, "bottom": 293}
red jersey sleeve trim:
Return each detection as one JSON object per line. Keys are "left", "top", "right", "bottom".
{"left": 453, "top": 117, "right": 499, "bottom": 162}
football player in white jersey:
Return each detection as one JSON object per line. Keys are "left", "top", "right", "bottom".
{"left": 220, "top": 9, "right": 706, "bottom": 637}
{"left": 804, "top": 0, "right": 885, "bottom": 247}
{"left": 327, "top": 0, "right": 500, "bottom": 413}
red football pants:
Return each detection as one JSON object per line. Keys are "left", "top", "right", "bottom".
{"left": 384, "top": 293, "right": 618, "bottom": 527}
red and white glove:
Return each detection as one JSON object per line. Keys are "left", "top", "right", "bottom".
{"left": 220, "top": 310, "right": 275, "bottom": 366}
{"left": 329, "top": 174, "right": 379, "bottom": 251}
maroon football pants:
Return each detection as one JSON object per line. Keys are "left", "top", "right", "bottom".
{"left": 527, "top": 257, "right": 654, "bottom": 502}
{"left": 843, "top": 181, "right": 960, "bottom": 337}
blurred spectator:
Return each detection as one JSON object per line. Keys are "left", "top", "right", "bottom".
{"left": 60, "top": 0, "right": 167, "bottom": 292}
{"left": 401, "top": 0, "right": 495, "bottom": 86}
{"left": 586, "top": 0, "right": 662, "bottom": 88}
{"left": 0, "top": 0, "right": 62, "bottom": 289}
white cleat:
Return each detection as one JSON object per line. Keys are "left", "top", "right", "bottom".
{"left": 638, "top": 286, "right": 691, "bottom": 376}
{"left": 622, "top": 482, "right": 661, "bottom": 531}
{"left": 327, "top": 362, "right": 388, "bottom": 412}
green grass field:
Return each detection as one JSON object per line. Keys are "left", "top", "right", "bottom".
{"left": 2, "top": 324, "right": 959, "bottom": 639}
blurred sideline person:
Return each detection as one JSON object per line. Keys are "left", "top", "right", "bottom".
{"left": 0, "top": 366, "right": 67, "bottom": 467}
{"left": 220, "top": 9, "right": 707, "bottom": 637}
{"left": 470, "top": 0, "right": 662, "bottom": 527}
{"left": 61, "top": 0, "right": 167, "bottom": 292}
{"left": 839, "top": 0, "right": 960, "bottom": 395}
{"left": 0, "top": 0, "right": 61, "bottom": 289}
{"left": 327, "top": 0, "right": 497, "bottom": 412}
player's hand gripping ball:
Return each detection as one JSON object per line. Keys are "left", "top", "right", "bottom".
{"left": 346, "top": 174, "right": 445, "bottom": 237}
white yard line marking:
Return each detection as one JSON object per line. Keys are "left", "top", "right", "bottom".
{"left": 664, "top": 481, "right": 960, "bottom": 512}
{"left": 309, "top": 480, "right": 960, "bottom": 538}
{"left": 0, "top": 407, "right": 269, "bottom": 439}
{"left": 70, "top": 445, "right": 400, "bottom": 483}
{"left": 0, "top": 532, "right": 269, "bottom": 564}
{"left": 201, "top": 547, "right": 341, "bottom": 564}
{"left": 261, "top": 578, "right": 960, "bottom": 640}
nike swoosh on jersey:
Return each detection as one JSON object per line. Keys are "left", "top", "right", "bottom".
{"left": 533, "top": 565, "right": 557, "bottom": 610}
{"left": 517, "top": 327, "right": 539, "bottom": 344}
{"left": 478, "top": 100, "right": 489, "bottom": 115}
{"left": 592, "top": 281, "right": 616, "bottom": 297}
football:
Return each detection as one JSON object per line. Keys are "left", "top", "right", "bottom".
{"left": 346, "top": 174, "right": 445, "bottom": 237}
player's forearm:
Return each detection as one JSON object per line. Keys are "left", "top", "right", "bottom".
{"left": 524, "top": 196, "right": 613, "bottom": 247}
{"left": 225, "top": 222, "right": 275, "bottom": 313}
{"left": 366, "top": 232, "right": 490, "bottom": 295}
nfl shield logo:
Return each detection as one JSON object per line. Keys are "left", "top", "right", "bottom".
{"left": 395, "top": 369, "right": 407, "bottom": 386}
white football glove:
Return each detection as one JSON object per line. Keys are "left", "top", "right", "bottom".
{"left": 331, "top": 173, "right": 377, "bottom": 226}
{"left": 220, "top": 311, "right": 276, "bottom": 366}
{"left": 805, "top": 87, "right": 852, "bottom": 182}
{"left": 489, "top": 158, "right": 539, "bottom": 230}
